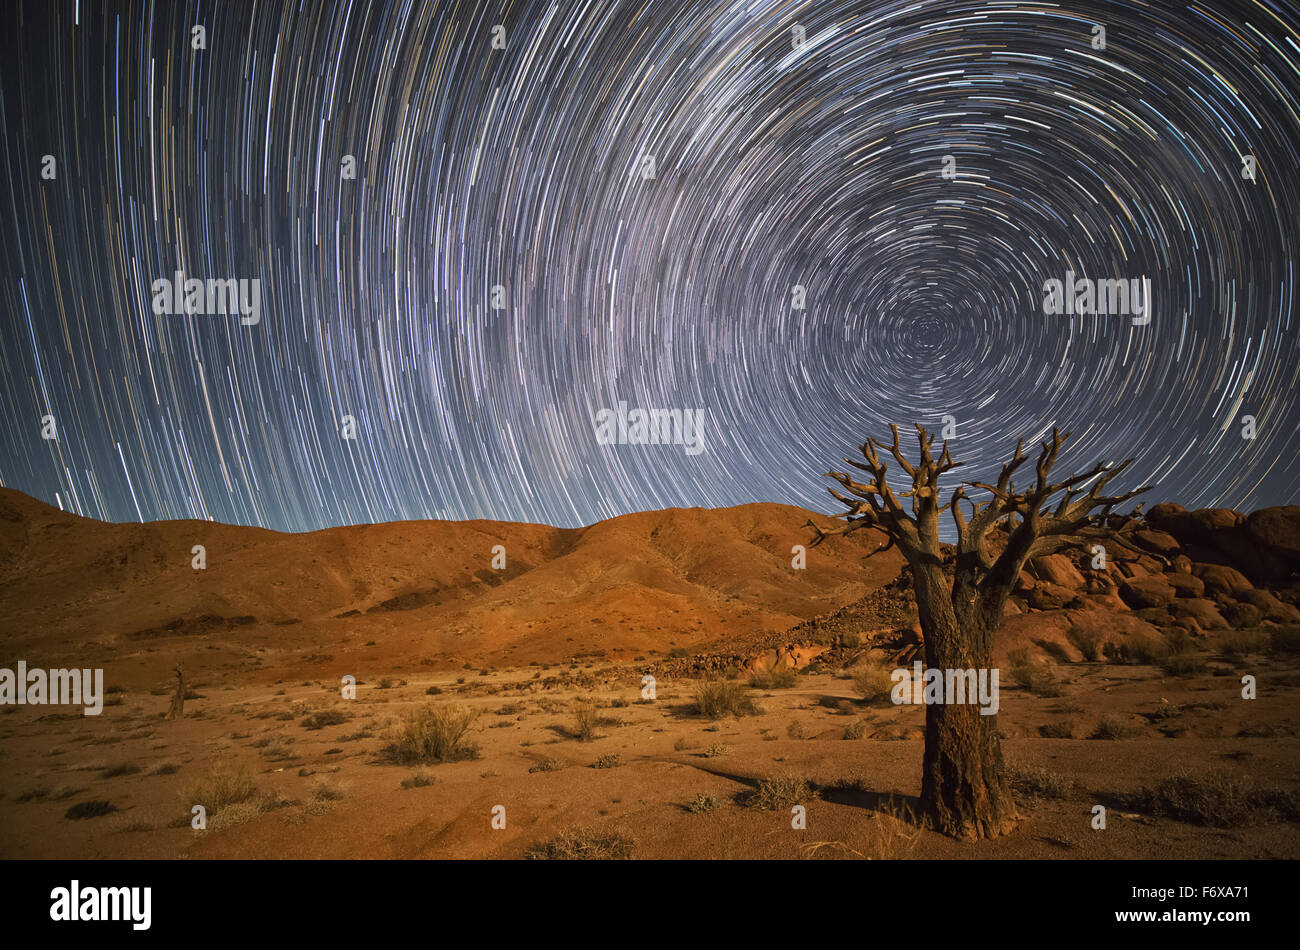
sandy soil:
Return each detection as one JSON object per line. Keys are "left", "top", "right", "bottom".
{"left": 1, "top": 649, "right": 1296, "bottom": 859}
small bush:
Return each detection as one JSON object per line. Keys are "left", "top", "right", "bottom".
{"left": 693, "top": 680, "right": 758, "bottom": 720}
{"left": 1090, "top": 715, "right": 1139, "bottom": 740}
{"left": 687, "top": 793, "right": 721, "bottom": 814}
{"left": 571, "top": 699, "right": 601, "bottom": 741}
{"left": 749, "top": 667, "right": 798, "bottom": 689}
{"left": 741, "top": 775, "right": 812, "bottom": 810}
{"left": 1038, "top": 719, "right": 1076, "bottom": 739}
{"left": 1066, "top": 627, "right": 1104, "bottom": 661}
{"left": 1270, "top": 625, "right": 1300, "bottom": 656}
{"left": 525, "top": 827, "right": 633, "bottom": 860}
{"left": 182, "top": 763, "right": 257, "bottom": 815}
{"left": 592, "top": 753, "right": 622, "bottom": 769}
{"left": 1004, "top": 765, "right": 1075, "bottom": 800}
{"left": 703, "top": 744, "right": 731, "bottom": 758}
{"left": 1161, "top": 654, "right": 1207, "bottom": 677}
{"left": 301, "top": 709, "right": 348, "bottom": 730}
{"left": 528, "top": 757, "right": 565, "bottom": 773}
{"left": 65, "top": 800, "right": 117, "bottom": 820}
{"left": 400, "top": 769, "right": 437, "bottom": 789}
{"left": 101, "top": 762, "right": 142, "bottom": 779}
{"left": 842, "top": 720, "right": 867, "bottom": 740}
{"left": 389, "top": 703, "right": 479, "bottom": 763}
{"left": 1123, "top": 771, "right": 1300, "bottom": 827}
{"left": 1220, "top": 630, "right": 1269, "bottom": 663}
{"left": 852, "top": 665, "right": 895, "bottom": 705}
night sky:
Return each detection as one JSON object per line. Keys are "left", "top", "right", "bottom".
{"left": 1, "top": 0, "right": 1297, "bottom": 534}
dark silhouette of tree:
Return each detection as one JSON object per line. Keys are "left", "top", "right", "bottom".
{"left": 810, "top": 424, "right": 1150, "bottom": 839}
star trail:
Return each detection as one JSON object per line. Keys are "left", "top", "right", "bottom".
{"left": 1, "top": 0, "right": 1297, "bottom": 533}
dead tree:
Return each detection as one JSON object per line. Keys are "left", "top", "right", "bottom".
{"left": 165, "top": 665, "right": 185, "bottom": 721}
{"left": 809, "top": 424, "right": 1150, "bottom": 839}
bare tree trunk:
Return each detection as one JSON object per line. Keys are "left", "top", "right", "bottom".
{"left": 166, "top": 666, "right": 185, "bottom": 721}
{"left": 913, "top": 562, "right": 1014, "bottom": 839}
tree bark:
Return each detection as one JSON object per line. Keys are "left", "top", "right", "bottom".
{"left": 913, "top": 560, "right": 1015, "bottom": 839}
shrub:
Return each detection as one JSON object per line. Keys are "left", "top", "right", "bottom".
{"left": 1089, "top": 715, "right": 1138, "bottom": 740}
{"left": 1161, "top": 654, "right": 1206, "bottom": 676}
{"left": 749, "top": 667, "right": 798, "bottom": 689}
{"left": 65, "top": 800, "right": 116, "bottom": 820}
{"left": 400, "top": 769, "right": 436, "bottom": 789}
{"left": 593, "top": 753, "right": 622, "bottom": 769}
{"left": 842, "top": 720, "right": 867, "bottom": 740}
{"left": 1104, "top": 635, "right": 1168, "bottom": 665}
{"left": 1220, "top": 630, "right": 1269, "bottom": 663}
{"left": 1066, "top": 627, "right": 1104, "bottom": 661}
{"left": 687, "top": 793, "right": 721, "bottom": 814}
{"left": 693, "top": 680, "right": 758, "bottom": 719}
{"left": 301, "top": 709, "right": 348, "bottom": 730}
{"left": 1038, "top": 719, "right": 1076, "bottom": 739}
{"left": 525, "top": 827, "right": 633, "bottom": 860}
{"left": 703, "top": 744, "right": 731, "bottom": 758}
{"left": 1123, "top": 771, "right": 1300, "bottom": 827}
{"left": 1163, "top": 627, "right": 1195, "bottom": 657}
{"left": 741, "top": 774, "right": 813, "bottom": 810}
{"left": 1003, "top": 765, "right": 1075, "bottom": 800}
{"left": 571, "top": 699, "right": 601, "bottom": 741}
{"left": 1270, "top": 625, "right": 1300, "bottom": 656}
{"left": 182, "top": 763, "right": 257, "bottom": 815}
{"left": 528, "top": 757, "right": 564, "bottom": 773}
{"left": 852, "top": 665, "right": 895, "bottom": 705}
{"left": 389, "top": 703, "right": 479, "bottom": 763}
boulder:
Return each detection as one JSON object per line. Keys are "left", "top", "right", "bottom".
{"left": 1245, "top": 506, "right": 1300, "bottom": 561}
{"left": 1192, "top": 563, "right": 1254, "bottom": 596}
{"left": 1119, "top": 575, "right": 1178, "bottom": 609}
{"left": 1133, "top": 607, "right": 1173, "bottom": 625}
{"left": 1031, "top": 554, "right": 1086, "bottom": 589}
{"left": 1132, "top": 529, "right": 1181, "bottom": 557}
{"left": 1172, "top": 598, "right": 1229, "bottom": 631}
{"left": 1220, "top": 601, "right": 1263, "bottom": 628}
{"left": 1084, "top": 589, "right": 1128, "bottom": 612}
{"left": 1237, "top": 589, "right": 1300, "bottom": 624}
{"left": 1027, "top": 583, "right": 1081, "bottom": 611}
{"left": 1165, "top": 572, "right": 1205, "bottom": 598}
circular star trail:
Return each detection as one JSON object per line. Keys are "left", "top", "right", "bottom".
{"left": 1, "top": 0, "right": 1298, "bottom": 533}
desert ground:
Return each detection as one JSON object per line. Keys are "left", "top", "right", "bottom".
{"left": 1, "top": 487, "right": 1298, "bottom": 858}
